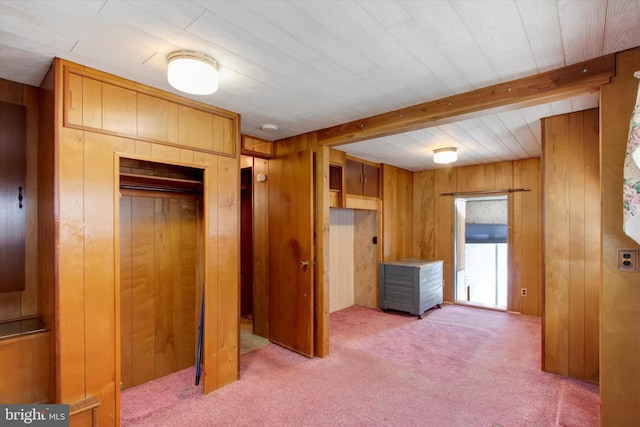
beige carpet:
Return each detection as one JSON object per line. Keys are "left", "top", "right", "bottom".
{"left": 240, "top": 316, "right": 269, "bottom": 354}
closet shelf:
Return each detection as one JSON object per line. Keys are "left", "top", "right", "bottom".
{"left": 119, "top": 172, "right": 203, "bottom": 194}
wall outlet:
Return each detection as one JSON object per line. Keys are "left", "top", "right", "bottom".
{"left": 521, "top": 288, "right": 527, "bottom": 296}
{"left": 618, "top": 249, "right": 638, "bottom": 271}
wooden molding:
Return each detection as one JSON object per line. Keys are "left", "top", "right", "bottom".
{"left": 314, "top": 54, "right": 615, "bottom": 146}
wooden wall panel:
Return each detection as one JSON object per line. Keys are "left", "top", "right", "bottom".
{"left": 102, "top": 83, "right": 137, "bottom": 135}
{"left": 83, "top": 133, "right": 130, "bottom": 425}
{"left": 119, "top": 196, "right": 133, "bottom": 391}
{"left": 600, "top": 47, "right": 640, "bottom": 425}
{"left": 519, "top": 159, "right": 542, "bottom": 316}
{"left": 413, "top": 160, "right": 540, "bottom": 313}
{"left": 542, "top": 108, "right": 600, "bottom": 383}
{"left": 178, "top": 199, "right": 197, "bottom": 370}
{"left": 64, "top": 68, "right": 236, "bottom": 157}
{"left": 353, "top": 210, "right": 378, "bottom": 309}
{"left": 252, "top": 158, "right": 270, "bottom": 338}
{"left": 130, "top": 196, "right": 156, "bottom": 387}
{"left": 382, "top": 164, "right": 413, "bottom": 261}
{"left": 215, "top": 155, "right": 240, "bottom": 388}
{"left": 0, "top": 332, "right": 50, "bottom": 403}
{"left": 0, "top": 80, "right": 40, "bottom": 322}
{"left": 413, "top": 171, "right": 436, "bottom": 260}
{"left": 329, "top": 209, "right": 355, "bottom": 313}
{"left": 119, "top": 194, "right": 199, "bottom": 393}
{"left": 38, "top": 69, "right": 56, "bottom": 403}
{"left": 50, "top": 59, "right": 240, "bottom": 425}
{"left": 57, "top": 127, "right": 86, "bottom": 404}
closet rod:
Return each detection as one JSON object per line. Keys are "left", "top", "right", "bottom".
{"left": 440, "top": 187, "right": 530, "bottom": 196}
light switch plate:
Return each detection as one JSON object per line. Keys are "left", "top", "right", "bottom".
{"left": 617, "top": 249, "right": 638, "bottom": 271}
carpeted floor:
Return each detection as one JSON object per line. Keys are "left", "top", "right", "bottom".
{"left": 121, "top": 304, "right": 599, "bottom": 426}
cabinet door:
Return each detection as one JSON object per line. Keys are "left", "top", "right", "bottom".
{"left": 0, "top": 102, "right": 26, "bottom": 293}
{"left": 345, "top": 159, "right": 363, "bottom": 195}
{"left": 362, "top": 163, "right": 380, "bottom": 198}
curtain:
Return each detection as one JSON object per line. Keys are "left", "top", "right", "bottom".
{"left": 622, "top": 71, "right": 640, "bottom": 244}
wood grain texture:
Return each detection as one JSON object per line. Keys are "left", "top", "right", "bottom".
{"left": 0, "top": 101, "right": 26, "bottom": 292}
{"left": 119, "top": 194, "right": 200, "bottom": 393}
{"left": 413, "top": 160, "right": 541, "bottom": 312}
{"left": 316, "top": 55, "right": 615, "bottom": 146}
{"left": 0, "top": 332, "right": 50, "bottom": 404}
{"left": 62, "top": 62, "right": 239, "bottom": 158}
{"left": 315, "top": 145, "right": 330, "bottom": 358}
{"left": 382, "top": 164, "right": 413, "bottom": 261}
{"left": 354, "top": 210, "right": 378, "bottom": 309}
{"left": 0, "top": 80, "right": 40, "bottom": 321}
{"left": 269, "top": 150, "right": 314, "bottom": 357}
{"left": 241, "top": 135, "right": 272, "bottom": 157}
{"left": 57, "top": 127, "right": 86, "bottom": 405}
{"left": 215, "top": 155, "right": 240, "bottom": 388}
{"left": 51, "top": 59, "right": 240, "bottom": 424}
{"left": 542, "top": 109, "right": 599, "bottom": 382}
{"left": 599, "top": 48, "right": 640, "bottom": 425}
{"left": 252, "top": 158, "right": 270, "bottom": 338}
{"left": 37, "top": 68, "right": 57, "bottom": 403}
{"left": 83, "top": 133, "right": 128, "bottom": 426}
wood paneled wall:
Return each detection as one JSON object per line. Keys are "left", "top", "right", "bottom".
{"left": 354, "top": 210, "right": 378, "bottom": 309}
{"left": 251, "top": 157, "right": 270, "bottom": 338}
{"left": 382, "top": 164, "right": 414, "bottom": 261}
{"left": 413, "top": 160, "right": 541, "bottom": 315}
{"left": 0, "top": 331, "right": 50, "bottom": 403}
{"left": 600, "top": 47, "right": 640, "bottom": 425}
{"left": 542, "top": 109, "right": 600, "bottom": 383}
{"left": 238, "top": 155, "right": 270, "bottom": 338}
{"left": 46, "top": 59, "right": 240, "bottom": 426}
{"left": 329, "top": 209, "right": 355, "bottom": 313}
{"left": 0, "top": 79, "right": 40, "bottom": 322}
{"left": 119, "top": 195, "right": 199, "bottom": 390}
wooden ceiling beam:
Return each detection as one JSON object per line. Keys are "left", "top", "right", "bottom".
{"left": 314, "top": 54, "right": 615, "bottom": 147}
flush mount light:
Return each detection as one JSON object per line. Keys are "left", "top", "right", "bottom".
{"left": 433, "top": 147, "right": 457, "bottom": 164}
{"left": 167, "top": 51, "right": 218, "bottom": 95}
{"left": 261, "top": 123, "right": 279, "bottom": 131}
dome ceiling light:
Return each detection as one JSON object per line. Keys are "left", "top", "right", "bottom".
{"left": 167, "top": 51, "right": 218, "bottom": 95}
{"left": 433, "top": 147, "right": 458, "bottom": 164}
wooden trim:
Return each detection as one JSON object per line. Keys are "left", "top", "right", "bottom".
{"left": 61, "top": 61, "right": 237, "bottom": 120}
{"left": 119, "top": 173, "right": 203, "bottom": 194}
{"left": 345, "top": 154, "right": 381, "bottom": 168}
{"left": 315, "top": 54, "right": 615, "bottom": 146}
{"left": 345, "top": 195, "right": 381, "bottom": 211}
{"left": 61, "top": 62, "right": 239, "bottom": 159}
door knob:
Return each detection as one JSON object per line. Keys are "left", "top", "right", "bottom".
{"left": 299, "top": 260, "right": 309, "bottom": 267}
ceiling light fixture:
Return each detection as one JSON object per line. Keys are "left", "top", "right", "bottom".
{"left": 261, "top": 123, "right": 279, "bottom": 131}
{"left": 167, "top": 51, "right": 218, "bottom": 95}
{"left": 433, "top": 147, "right": 457, "bottom": 164}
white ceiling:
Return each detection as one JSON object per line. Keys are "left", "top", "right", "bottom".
{"left": 1, "top": 1, "right": 639, "bottom": 171}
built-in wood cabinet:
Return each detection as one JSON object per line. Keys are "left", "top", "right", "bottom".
{"left": 346, "top": 158, "right": 380, "bottom": 198}
{"left": 0, "top": 101, "right": 27, "bottom": 293}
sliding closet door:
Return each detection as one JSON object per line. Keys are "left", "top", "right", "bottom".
{"left": 120, "top": 193, "right": 199, "bottom": 389}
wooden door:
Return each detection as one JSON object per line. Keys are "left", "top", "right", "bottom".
{"left": 345, "top": 159, "right": 362, "bottom": 195}
{"left": 0, "top": 102, "right": 26, "bottom": 293}
{"left": 268, "top": 150, "right": 314, "bottom": 357}
{"left": 362, "top": 163, "right": 380, "bottom": 198}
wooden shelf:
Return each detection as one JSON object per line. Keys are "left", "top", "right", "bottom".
{"left": 119, "top": 172, "right": 203, "bottom": 194}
